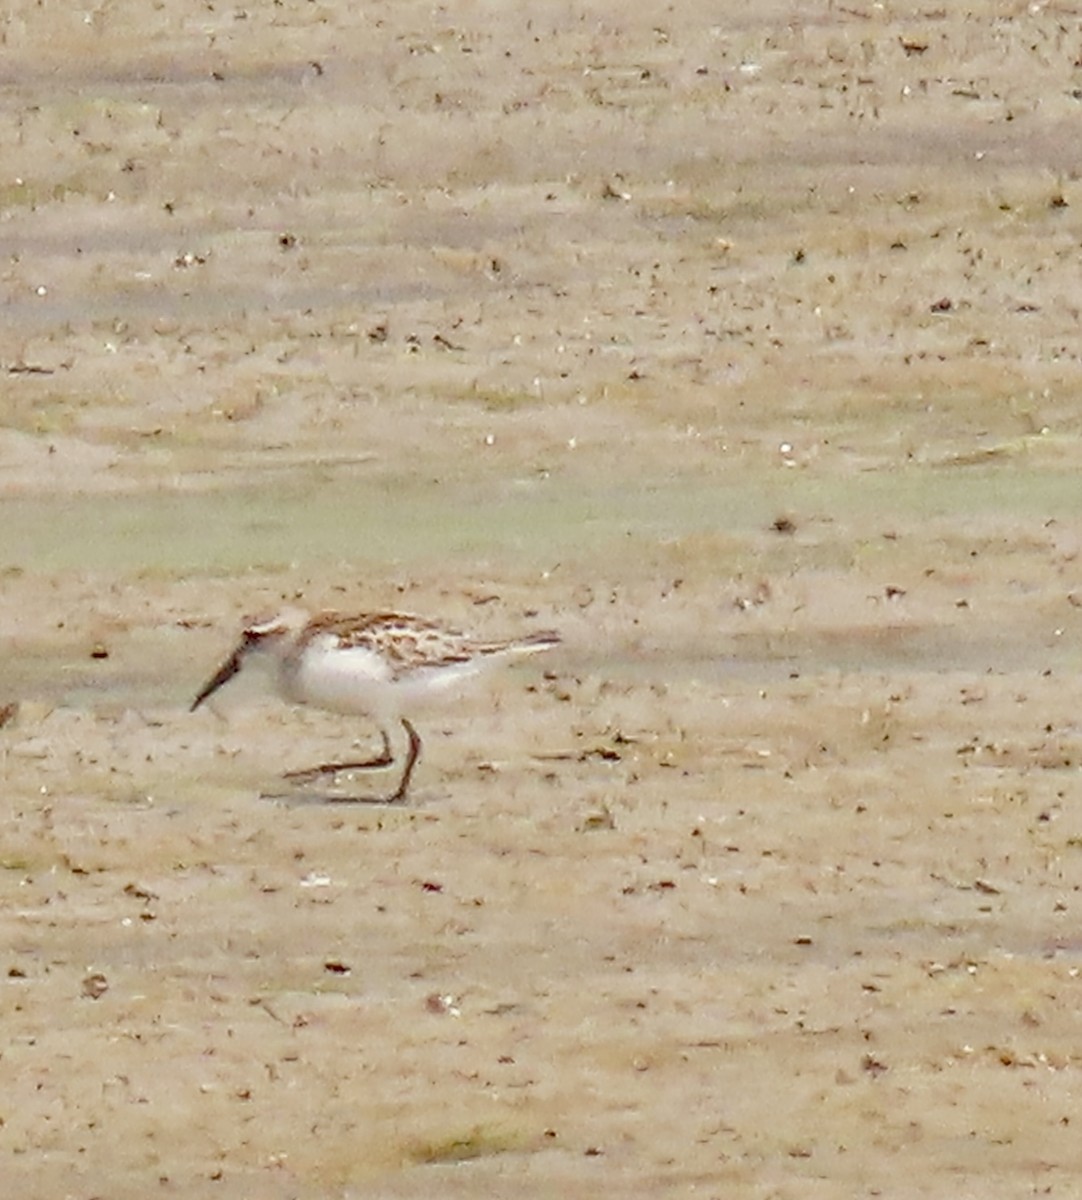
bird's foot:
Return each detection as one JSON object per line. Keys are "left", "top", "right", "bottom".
{"left": 283, "top": 753, "right": 393, "bottom": 784}
{"left": 261, "top": 786, "right": 408, "bottom": 806}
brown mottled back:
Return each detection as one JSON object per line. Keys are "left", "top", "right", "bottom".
{"left": 295, "top": 610, "right": 522, "bottom": 679}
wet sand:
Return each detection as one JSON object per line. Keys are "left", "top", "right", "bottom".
{"left": 2, "top": 3, "right": 1082, "bottom": 1196}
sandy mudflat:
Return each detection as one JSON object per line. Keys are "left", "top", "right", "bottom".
{"left": 2, "top": 2, "right": 1082, "bottom": 1196}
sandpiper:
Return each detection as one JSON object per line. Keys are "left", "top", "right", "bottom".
{"left": 190, "top": 606, "right": 561, "bottom": 803}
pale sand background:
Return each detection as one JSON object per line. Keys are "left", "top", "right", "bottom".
{"left": 2, "top": 2, "right": 1082, "bottom": 1196}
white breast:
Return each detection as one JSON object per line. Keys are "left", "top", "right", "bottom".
{"left": 282, "top": 639, "right": 396, "bottom": 716}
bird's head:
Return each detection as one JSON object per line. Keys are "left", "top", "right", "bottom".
{"left": 190, "top": 607, "right": 309, "bottom": 711}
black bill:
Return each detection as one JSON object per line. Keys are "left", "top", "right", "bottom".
{"left": 190, "top": 649, "right": 242, "bottom": 712}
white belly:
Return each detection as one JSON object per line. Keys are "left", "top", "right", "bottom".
{"left": 281, "top": 642, "right": 488, "bottom": 718}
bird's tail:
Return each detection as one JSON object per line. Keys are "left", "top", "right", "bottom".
{"left": 516, "top": 629, "right": 561, "bottom": 652}
{"left": 481, "top": 629, "right": 561, "bottom": 657}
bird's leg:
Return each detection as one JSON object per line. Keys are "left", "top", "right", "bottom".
{"left": 283, "top": 726, "right": 394, "bottom": 783}
{"left": 387, "top": 718, "right": 422, "bottom": 804}
{"left": 285, "top": 719, "right": 422, "bottom": 806}
{"left": 371, "top": 725, "right": 393, "bottom": 766}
